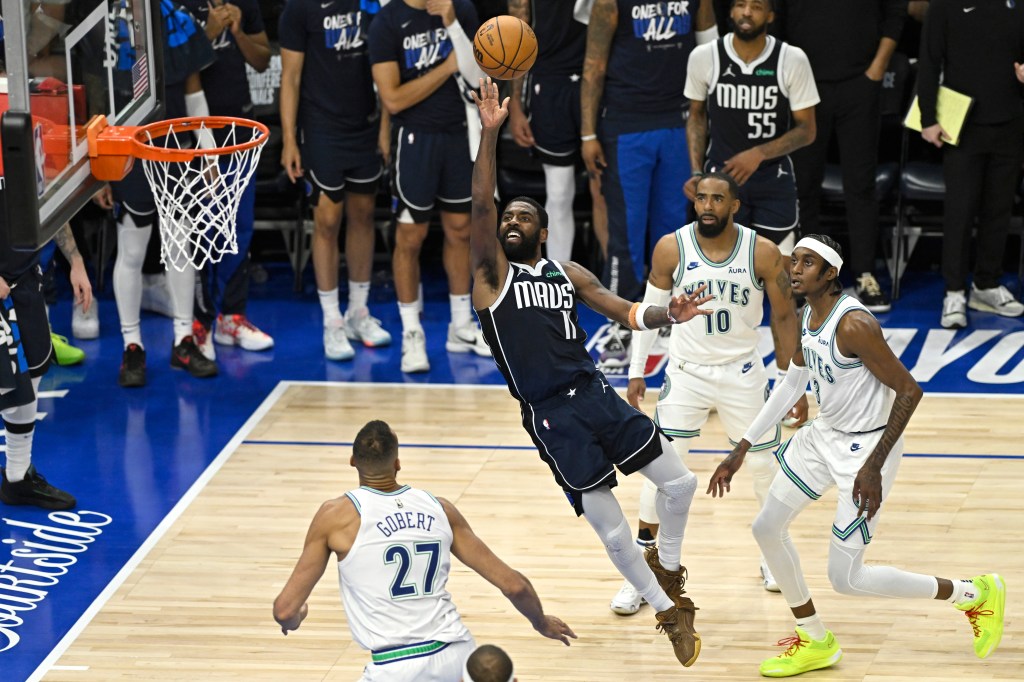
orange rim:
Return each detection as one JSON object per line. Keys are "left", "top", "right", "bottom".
{"left": 130, "top": 116, "right": 270, "bottom": 162}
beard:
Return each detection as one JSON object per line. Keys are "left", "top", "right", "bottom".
{"left": 733, "top": 22, "right": 767, "bottom": 42}
{"left": 697, "top": 215, "right": 729, "bottom": 238}
{"left": 500, "top": 229, "right": 542, "bottom": 262}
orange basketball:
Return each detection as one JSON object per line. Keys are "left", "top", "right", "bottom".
{"left": 473, "top": 15, "right": 539, "bottom": 81}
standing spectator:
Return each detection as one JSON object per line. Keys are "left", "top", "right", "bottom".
{"left": 273, "top": 420, "right": 575, "bottom": 678}
{"left": 369, "top": 0, "right": 491, "bottom": 374}
{"left": 182, "top": 0, "right": 274, "bottom": 360}
{"left": 773, "top": 0, "right": 907, "bottom": 313}
{"left": 684, "top": 0, "right": 818, "bottom": 252}
{"left": 507, "top": 0, "right": 607, "bottom": 265}
{"left": 918, "top": 0, "right": 1024, "bottom": 328}
{"left": 279, "top": 0, "right": 393, "bottom": 363}
{"left": 581, "top": 0, "right": 718, "bottom": 368}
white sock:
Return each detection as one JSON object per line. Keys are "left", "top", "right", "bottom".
{"left": 542, "top": 163, "right": 576, "bottom": 262}
{"left": 949, "top": 579, "right": 980, "bottom": 605}
{"left": 450, "top": 294, "right": 473, "bottom": 329}
{"left": 348, "top": 280, "right": 370, "bottom": 313}
{"left": 318, "top": 288, "right": 343, "bottom": 324}
{"left": 113, "top": 214, "right": 150, "bottom": 349}
{"left": 796, "top": 614, "right": 828, "bottom": 641}
{"left": 166, "top": 266, "right": 195, "bottom": 346}
{"left": 2, "top": 385, "right": 38, "bottom": 483}
{"left": 399, "top": 301, "right": 422, "bottom": 333}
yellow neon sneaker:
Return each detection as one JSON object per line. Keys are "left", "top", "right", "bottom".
{"left": 759, "top": 627, "right": 842, "bottom": 678}
{"left": 51, "top": 333, "right": 85, "bottom": 366}
{"left": 957, "top": 574, "right": 1006, "bottom": 659}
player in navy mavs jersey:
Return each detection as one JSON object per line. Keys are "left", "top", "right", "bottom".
{"left": 582, "top": 0, "right": 718, "bottom": 369}
{"left": 280, "top": 0, "right": 393, "bottom": 363}
{"left": 470, "top": 78, "right": 715, "bottom": 668}
{"left": 684, "top": 0, "right": 818, "bottom": 252}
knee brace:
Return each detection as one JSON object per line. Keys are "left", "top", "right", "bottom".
{"left": 660, "top": 472, "right": 698, "bottom": 515}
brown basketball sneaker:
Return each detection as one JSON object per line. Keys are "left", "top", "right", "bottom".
{"left": 647, "top": 546, "right": 700, "bottom": 666}
{"left": 655, "top": 599, "right": 701, "bottom": 666}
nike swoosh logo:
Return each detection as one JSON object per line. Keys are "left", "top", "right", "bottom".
{"left": 964, "top": 6, "right": 976, "bottom": 11}
{"left": 321, "top": 1, "right": 334, "bottom": 6}
{"left": 401, "top": 20, "right": 412, "bottom": 28}
{"left": 686, "top": 262, "right": 700, "bottom": 271}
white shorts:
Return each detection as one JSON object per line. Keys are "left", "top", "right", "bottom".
{"left": 360, "top": 638, "right": 476, "bottom": 681}
{"left": 655, "top": 351, "right": 779, "bottom": 451}
{"left": 770, "top": 418, "right": 904, "bottom": 547}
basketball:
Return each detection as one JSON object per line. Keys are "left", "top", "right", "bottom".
{"left": 473, "top": 15, "right": 539, "bottom": 81}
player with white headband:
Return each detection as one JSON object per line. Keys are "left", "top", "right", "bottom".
{"left": 706, "top": 233, "right": 1006, "bottom": 678}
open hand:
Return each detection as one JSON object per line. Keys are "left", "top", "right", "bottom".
{"left": 707, "top": 445, "right": 748, "bottom": 498}
{"left": 535, "top": 615, "right": 577, "bottom": 646}
{"left": 667, "top": 283, "right": 713, "bottom": 323}
{"left": 470, "top": 78, "right": 510, "bottom": 131}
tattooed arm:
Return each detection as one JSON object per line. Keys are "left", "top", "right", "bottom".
{"left": 838, "top": 310, "right": 923, "bottom": 520}
{"left": 580, "top": 0, "right": 617, "bottom": 179}
{"left": 54, "top": 223, "right": 93, "bottom": 313}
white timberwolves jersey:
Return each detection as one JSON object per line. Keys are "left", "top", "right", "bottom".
{"left": 801, "top": 295, "right": 895, "bottom": 433}
{"left": 338, "top": 486, "right": 471, "bottom": 654}
{"left": 670, "top": 223, "right": 764, "bottom": 365}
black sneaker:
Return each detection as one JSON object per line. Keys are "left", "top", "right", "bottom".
{"left": 854, "top": 273, "right": 891, "bottom": 313}
{"left": 119, "top": 343, "right": 147, "bottom": 388}
{"left": 171, "top": 336, "right": 218, "bottom": 378}
{"left": 0, "top": 465, "right": 76, "bottom": 510}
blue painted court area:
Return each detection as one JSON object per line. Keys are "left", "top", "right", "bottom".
{"left": 3, "top": 263, "right": 1024, "bottom": 681}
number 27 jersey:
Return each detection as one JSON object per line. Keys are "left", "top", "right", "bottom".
{"left": 337, "top": 486, "right": 470, "bottom": 652}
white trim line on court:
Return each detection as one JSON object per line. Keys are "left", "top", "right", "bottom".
{"left": 27, "top": 381, "right": 295, "bottom": 682}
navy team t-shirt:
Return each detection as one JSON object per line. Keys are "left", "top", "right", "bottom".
{"left": 368, "top": 0, "right": 479, "bottom": 133}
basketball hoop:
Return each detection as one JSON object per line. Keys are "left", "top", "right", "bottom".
{"left": 87, "top": 115, "right": 270, "bottom": 272}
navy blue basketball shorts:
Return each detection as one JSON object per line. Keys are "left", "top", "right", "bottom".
{"left": 717, "top": 157, "right": 798, "bottom": 239}
{"left": 391, "top": 126, "right": 472, "bottom": 223}
{"left": 111, "top": 163, "right": 157, "bottom": 227}
{"left": 301, "top": 125, "right": 382, "bottom": 204}
{"left": 521, "top": 371, "right": 665, "bottom": 516}
{"left": 523, "top": 72, "right": 582, "bottom": 166}
{"left": 9, "top": 267, "right": 53, "bottom": 379}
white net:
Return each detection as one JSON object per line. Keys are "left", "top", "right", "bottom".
{"left": 139, "top": 121, "right": 266, "bottom": 271}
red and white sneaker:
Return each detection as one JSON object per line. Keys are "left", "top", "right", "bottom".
{"left": 192, "top": 320, "right": 216, "bottom": 361}
{"left": 214, "top": 314, "right": 274, "bottom": 351}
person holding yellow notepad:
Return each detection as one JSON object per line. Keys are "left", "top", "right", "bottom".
{"left": 918, "top": 0, "right": 1024, "bottom": 329}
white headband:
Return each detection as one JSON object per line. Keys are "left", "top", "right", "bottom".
{"left": 463, "top": 658, "right": 514, "bottom": 682}
{"left": 794, "top": 237, "right": 843, "bottom": 273}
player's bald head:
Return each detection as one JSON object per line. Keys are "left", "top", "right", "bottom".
{"left": 464, "top": 644, "right": 515, "bottom": 682}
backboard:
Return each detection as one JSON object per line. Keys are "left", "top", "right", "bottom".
{"left": 1, "top": 0, "right": 164, "bottom": 250}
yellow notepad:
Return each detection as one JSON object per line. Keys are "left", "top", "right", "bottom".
{"left": 904, "top": 86, "right": 974, "bottom": 146}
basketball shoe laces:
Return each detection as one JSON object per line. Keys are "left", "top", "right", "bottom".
{"left": 964, "top": 601, "right": 995, "bottom": 638}
{"left": 227, "top": 315, "right": 259, "bottom": 333}
{"left": 775, "top": 633, "right": 808, "bottom": 658}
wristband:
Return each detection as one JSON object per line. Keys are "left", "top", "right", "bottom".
{"left": 666, "top": 307, "right": 679, "bottom": 324}
{"left": 692, "top": 171, "right": 704, "bottom": 177}
{"left": 580, "top": 134, "right": 597, "bottom": 142}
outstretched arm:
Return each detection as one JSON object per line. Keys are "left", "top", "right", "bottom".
{"left": 442, "top": 498, "right": 576, "bottom": 645}
{"left": 838, "top": 311, "right": 923, "bottom": 521}
{"left": 469, "top": 78, "right": 510, "bottom": 309}
{"left": 562, "top": 260, "right": 712, "bottom": 329}
{"left": 756, "top": 238, "right": 808, "bottom": 425}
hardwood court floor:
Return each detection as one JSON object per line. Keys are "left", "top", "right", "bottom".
{"left": 45, "top": 383, "right": 1024, "bottom": 681}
